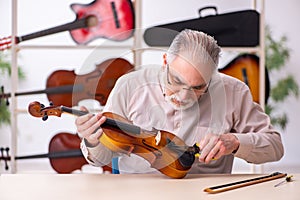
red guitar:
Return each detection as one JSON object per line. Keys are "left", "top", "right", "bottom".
{"left": 0, "top": 0, "right": 135, "bottom": 51}
{"left": 70, "top": 0, "right": 135, "bottom": 44}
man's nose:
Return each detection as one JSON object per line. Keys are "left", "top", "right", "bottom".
{"left": 178, "top": 88, "right": 194, "bottom": 100}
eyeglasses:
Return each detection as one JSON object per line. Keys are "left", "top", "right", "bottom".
{"left": 166, "top": 64, "right": 210, "bottom": 94}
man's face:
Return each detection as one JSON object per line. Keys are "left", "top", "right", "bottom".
{"left": 164, "top": 56, "right": 210, "bottom": 110}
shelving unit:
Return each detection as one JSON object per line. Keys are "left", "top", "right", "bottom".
{"left": 6, "top": 0, "right": 265, "bottom": 174}
{"left": 7, "top": 0, "right": 142, "bottom": 173}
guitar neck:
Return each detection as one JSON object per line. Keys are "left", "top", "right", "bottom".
{"left": 17, "top": 15, "right": 97, "bottom": 43}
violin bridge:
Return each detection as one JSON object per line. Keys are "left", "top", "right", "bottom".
{"left": 155, "top": 131, "right": 161, "bottom": 146}
{"left": 126, "top": 145, "right": 135, "bottom": 156}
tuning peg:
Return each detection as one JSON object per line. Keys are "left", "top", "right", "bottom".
{"left": 4, "top": 147, "right": 9, "bottom": 170}
{"left": 42, "top": 114, "right": 48, "bottom": 121}
{"left": 49, "top": 101, "right": 54, "bottom": 106}
{"left": 0, "top": 146, "right": 10, "bottom": 170}
{"left": 40, "top": 103, "right": 45, "bottom": 108}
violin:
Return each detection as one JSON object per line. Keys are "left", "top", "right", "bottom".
{"left": 0, "top": 0, "right": 135, "bottom": 51}
{"left": 28, "top": 101, "right": 202, "bottom": 179}
{"left": 1, "top": 58, "right": 134, "bottom": 107}
{"left": 0, "top": 132, "right": 112, "bottom": 173}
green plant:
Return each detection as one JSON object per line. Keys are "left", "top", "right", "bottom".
{"left": 265, "top": 25, "right": 299, "bottom": 130}
{"left": 0, "top": 51, "right": 25, "bottom": 126}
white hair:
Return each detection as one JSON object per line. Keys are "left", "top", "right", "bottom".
{"left": 167, "top": 29, "right": 221, "bottom": 74}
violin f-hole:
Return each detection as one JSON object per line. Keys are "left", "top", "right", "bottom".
{"left": 141, "top": 139, "right": 162, "bottom": 157}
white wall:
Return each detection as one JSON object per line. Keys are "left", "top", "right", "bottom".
{"left": 263, "top": 0, "right": 300, "bottom": 173}
{"left": 0, "top": 0, "right": 299, "bottom": 174}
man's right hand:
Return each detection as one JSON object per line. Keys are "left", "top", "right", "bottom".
{"left": 75, "top": 106, "right": 107, "bottom": 147}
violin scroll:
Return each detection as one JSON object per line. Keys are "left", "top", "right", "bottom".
{"left": 28, "top": 101, "right": 63, "bottom": 121}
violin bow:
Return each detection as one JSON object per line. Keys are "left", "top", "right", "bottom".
{"left": 204, "top": 172, "right": 287, "bottom": 194}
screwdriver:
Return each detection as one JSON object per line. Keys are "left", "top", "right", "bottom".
{"left": 274, "top": 175, "right": 293, "bottom": 187}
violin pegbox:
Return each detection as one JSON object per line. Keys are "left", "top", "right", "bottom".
{"left": 28, "top": 101, "right": 63, "bottom": 121}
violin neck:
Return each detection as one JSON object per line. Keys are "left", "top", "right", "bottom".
{"left": 61, "top": 106, "right": 89, "bottom": 116}
{"left": 60, "top": 106, "right": 141, "bottom": 135}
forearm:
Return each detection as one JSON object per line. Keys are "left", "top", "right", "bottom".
{"left": 233, "top": 132, "right": 284, "bottom": 164}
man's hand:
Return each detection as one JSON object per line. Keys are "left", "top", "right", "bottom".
{"left": 75, "top": 106, "right": 107, "bottom": 147}
{"left": 198, "top": 133, "right": 240, "bottom": 164}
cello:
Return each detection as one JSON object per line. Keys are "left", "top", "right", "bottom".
{"left": 1, "top": 58, "right": 134, "bottom": 107}
{"left": 0, "top": 132, "right": 112, "bottom": 173}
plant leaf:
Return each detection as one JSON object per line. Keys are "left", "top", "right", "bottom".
{"left": 271, "top": 75, "right": 299, "bottom": 102}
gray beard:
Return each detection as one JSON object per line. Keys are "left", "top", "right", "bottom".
{"left": 164, "top": 93, "right": 197, "bottom": 111}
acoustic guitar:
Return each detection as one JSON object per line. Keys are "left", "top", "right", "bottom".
{"left": 0, "top": 0, "right": 135, "bottom": 51}
{"left": 219, "top": 53, "right": 270, "bottom": 104}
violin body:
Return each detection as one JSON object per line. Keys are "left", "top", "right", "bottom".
{"left": 99, "top": 112, "right": 194, "bottom": 179}
{"left": 46, "top": 58, "right": 134, "bottom": 107}
{"left": 70, "top": 0, "right": 135, "bottom": 44}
